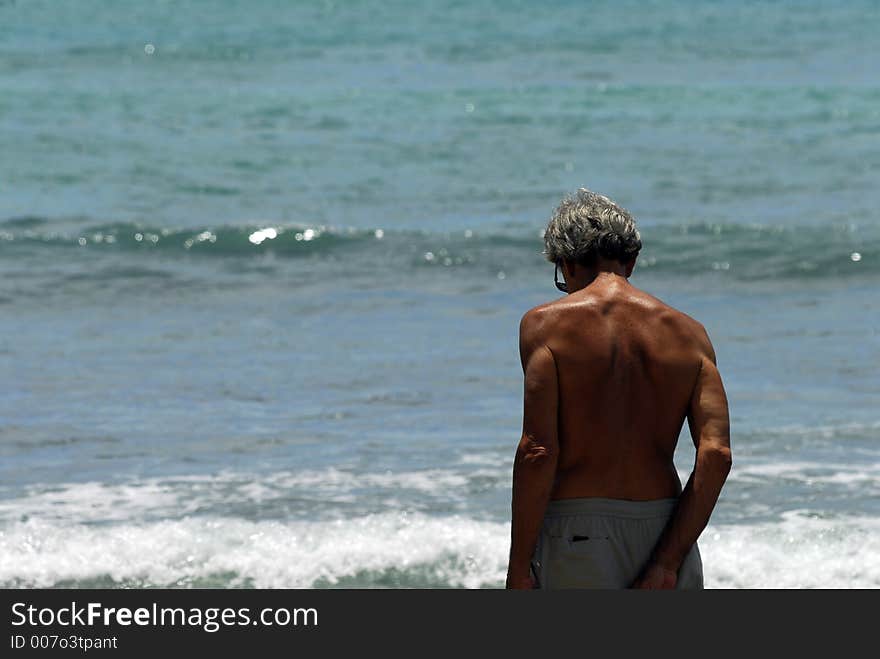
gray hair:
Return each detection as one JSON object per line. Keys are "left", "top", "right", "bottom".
{"left": 543, "top": 188, "right": 642, "bottom": 265}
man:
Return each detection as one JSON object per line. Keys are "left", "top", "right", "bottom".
{"left": 506, "top": 189, "right": 732, "bottom": 589}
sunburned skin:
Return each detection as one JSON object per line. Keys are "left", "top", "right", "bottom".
{"left": 527, "top": 270, "right": 712, "bottom": 501}
{"left": 507, "top": 255, "right": 731, "bottom": 589}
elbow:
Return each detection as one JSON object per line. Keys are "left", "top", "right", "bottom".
{"left": 516, "top": 435, "right": 557, "bottom": 467}
{"left": 703, "top": 445, "right": 732, "bottom": 476}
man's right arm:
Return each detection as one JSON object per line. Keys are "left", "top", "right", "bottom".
{"left": 632, "top": 325, "right": 732, "bottom": 588}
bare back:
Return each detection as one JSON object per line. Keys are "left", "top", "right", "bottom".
{"left": 533, "top": 275, "right": 707, "bottom": 501}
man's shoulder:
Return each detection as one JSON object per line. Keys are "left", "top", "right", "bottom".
{"left": 641, "top": 293, "right": 713, "bottom": 358}
{"left": 518, "top": 303, "right": 562, "bottom": 369}
{"left": 519, "top": 301, "right": 556, "bottom": 339}
{"left": 634, "top": 288, "right": 706, "bottom": 334}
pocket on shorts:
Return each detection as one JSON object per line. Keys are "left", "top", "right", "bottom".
{"left": 545, "top": 534, "right": 621, "bottom": 588}
{"left": 569, "top": 533, "right": 611, "bottom": 544}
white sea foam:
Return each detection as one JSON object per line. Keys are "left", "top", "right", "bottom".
{"left": 0, "top": 467, "right": 506, "bottom": 523}
{"left": 699, "top": 511, "right": 880, "bottom": 588}
{"left": 8, "top": 456, "right": 873, "bottom": 529}
{"left": 0, "top": 506, "right": 877, "bottom": 588}
{"left": 727, "top": 461, "right": 880, "bottom": 492}
{"left": 768, "top": 419, "right": 880, "bottom": 439}
{"left": 1, "top": 465, "right": 878, "bottom": 588}
{"left": 0, "top": 513, "right": 509, "bottom": 589}
{"left": 457, "top": 452, "right": 511, "bottom": 467}
{"left": 0, "top": 481, "right": 189, "bottom": 523}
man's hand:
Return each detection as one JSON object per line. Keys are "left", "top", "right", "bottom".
{"left": 631, "top": 563, "right": 678, "bottom": 589}
{"left": 635, "top": 327, "right": 731, "bottom": 590}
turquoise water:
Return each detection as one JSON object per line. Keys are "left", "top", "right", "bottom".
{"left": 1, "top": 0, "right": 878, "bottom": 588}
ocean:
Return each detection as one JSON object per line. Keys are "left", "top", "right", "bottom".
{"left": 1, "top": 0, "right": 878, "bottom": 588}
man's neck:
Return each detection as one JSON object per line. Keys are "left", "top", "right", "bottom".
{"left": 571, "top": 268, "right": 630, "bottom": 293}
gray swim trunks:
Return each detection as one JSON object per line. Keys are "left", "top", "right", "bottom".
{"left": 530, "top": 497, "right": 703, "bottom": 589}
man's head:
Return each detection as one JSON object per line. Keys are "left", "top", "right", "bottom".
{"left": 543, "top": 188, "right": 642, "bottom": 290}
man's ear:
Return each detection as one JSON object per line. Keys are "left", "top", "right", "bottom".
{"left": 563, "top": 259, "right": 577, "bottom": 279}
{"left": 624, "top": 256, "right": 637, "bottom": 278}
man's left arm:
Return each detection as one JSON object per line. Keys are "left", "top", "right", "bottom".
{"left": 506, "top": 310, "right": 559, "bottom": 589}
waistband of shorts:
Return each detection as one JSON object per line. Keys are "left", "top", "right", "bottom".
{"left": 544, "top": 496, "right": 679, "bottom": 520}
